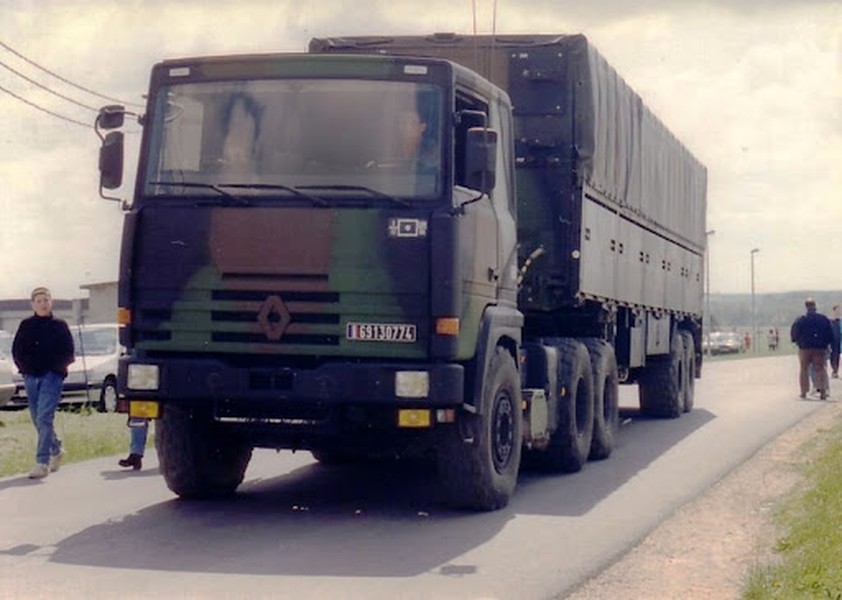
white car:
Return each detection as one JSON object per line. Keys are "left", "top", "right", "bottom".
{"left": 63, "top": 323, "right": 123, "bottom": 412}
{"left": 0, "top": 352, "right": 15, "bottom": 408}
{"left": 0, "top": 331, "right": 16, "bottom": 407}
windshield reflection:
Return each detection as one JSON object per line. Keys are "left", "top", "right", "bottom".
{"left": 145, "top": 79, "right": 443, "bottom": 200}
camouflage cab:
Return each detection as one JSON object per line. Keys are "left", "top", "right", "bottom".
{"left": 98, "top": 53, "right": 522, "bottom": 507}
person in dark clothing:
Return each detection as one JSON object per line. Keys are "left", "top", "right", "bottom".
{"left": 12, "top": 287, "right": 75, "bottom": 479}
{"left": 790, "top": 297, "right": 834, "bottom": 400}
{"left": 830, "top": 305, "right": 841, "bottom": 378}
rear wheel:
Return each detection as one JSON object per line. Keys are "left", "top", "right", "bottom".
{"left": 679, "top": 331, "right": 696, "bottom": 412}
{"left": 156, "top": 404, "right": 253, "bottom": 498}
{"left": 639, "top": 329, "right": 685, "bottom": 418}
{"left": 437, "top": 347, "right": 522, "bottom": 511}
{"left": 583, "top": 339, "right": 619, "bottom": 461}
{"left": 533, "top": 338, "right": 594, "bottom": 473}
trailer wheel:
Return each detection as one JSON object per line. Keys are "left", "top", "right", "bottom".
{"left": 437, "top": 347, "right": 522, "bottom": 511}
{"left": 679, "top": 331, "right": 696, "bottom": 412}
{"left": 639, "top": 329, "right": 685, "bottom": 418}
{"left": 583, "top": 338, "right": 619, "bottom": 461}
{"left": 156, "top": 404, "right": 253, "bottom": 498}
{"left": 533, "top": 338, "right": 594, "bottom": 473}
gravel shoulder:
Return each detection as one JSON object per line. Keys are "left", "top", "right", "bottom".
{"left": 563, "top": 397, "right": 842, "bottom": 600}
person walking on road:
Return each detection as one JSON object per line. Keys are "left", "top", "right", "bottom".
{"left": 791, "top": 297, "right": 834, "bottom": 400}
{"left": 118, "top": 418, "right": 149, "bottom": 470}
{"left": 830, "top": 305, "right": 841, "bottom": 378}
{"left": 11, "top": 287, "right": 75, "bottom": 479}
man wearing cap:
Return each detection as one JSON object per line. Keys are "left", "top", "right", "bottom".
{"left": 12, "top": 287, "right": 75, "bottom": 479}
{"left": 790, "top": 297, "right": 834, "bottom": 400}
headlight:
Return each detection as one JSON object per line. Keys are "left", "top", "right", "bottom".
{"left": 127, "top": 364, "right": 159, "bottom": 391}
{"left": 395, "top": 371, "right": 429, "bottom": 398}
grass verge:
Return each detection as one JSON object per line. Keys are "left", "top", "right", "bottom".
{"left": 743, "top": 416, "right": 842, "bottom": 598}
{"left": 0, "top": 407, "right": 151, "bottom": 477}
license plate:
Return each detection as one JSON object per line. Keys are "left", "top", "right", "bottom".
{"left": 346, "top": 322, "right": 417, "bottom": 343}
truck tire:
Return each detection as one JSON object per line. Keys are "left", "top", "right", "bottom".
{"left": 582, "top": 338, "right": 619, "bottom": 461}
{"left": 533, "top": 338, "right": 594, "bottom": 473}
{"left": 156, "top": 404, "right": 253, "bottom": 499}
{"left": 437, "top": 347, "right": 522, "bottom": 511}
{"left": 679, "top": 331, "right": 696, "bottom": 412}
{"left": 639, "top": 329, "right": 685, "bottom": 418}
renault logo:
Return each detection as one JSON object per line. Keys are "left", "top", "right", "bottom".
{"left": 257, "top": 295, "right": 291, "bottom": 341}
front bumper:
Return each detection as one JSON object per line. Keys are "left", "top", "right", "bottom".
{"left": 118, "top": 357, "right": 465, "bottom": 448}
{"left": 119, "top": 357, "right": 464, "bottom": 407}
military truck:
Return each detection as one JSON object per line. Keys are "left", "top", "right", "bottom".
{"left": 95, "top": 33, "right": 706, "bottom": 511}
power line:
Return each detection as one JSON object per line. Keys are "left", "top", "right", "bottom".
{"left": 0, "top": 58, "right": 99, "bottom": 112}
{"left": 0, "top": 81, "right": 90, "bottom": 128}
{"left": 0, "top": 39, "right": 143, "bottom": 108}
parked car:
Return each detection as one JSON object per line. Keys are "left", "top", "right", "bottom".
{"left": 0, "top": 331, "right": 18, "bottom": 407}
{"left": 704, "top": 331, "right": 745, "bottom": 356}
{"left": 0, "top": 351, "right": 15, "bottom": 408}
{"left": 63, "top": 324, "right": 122, "bottom": 412}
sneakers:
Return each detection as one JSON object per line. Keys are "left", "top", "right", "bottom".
{"left": 49, "top": 449, "right": 66, "bottom": 472}
{"left": 118, "top": 454, "right": 143, "bottom": 470}
{"left": 28, "top": 463, "right": 50, "bottom": 479}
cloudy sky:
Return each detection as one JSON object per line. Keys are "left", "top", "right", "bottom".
{"left": 0, "top": 0, "right": 840, "bottom": 300}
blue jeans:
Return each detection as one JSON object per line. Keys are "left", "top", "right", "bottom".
{"left": 24, "top": 372, "right": 64, "bottom": 465}
{"left": 129, "top": 420, "right": 149, "bottom": 456}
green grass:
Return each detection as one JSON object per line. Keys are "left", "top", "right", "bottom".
{"left": 0, "top": 407, "right": 148, "bottom": 477}
{"left": 743, "top": 419, "right": 842, "bottom": 599}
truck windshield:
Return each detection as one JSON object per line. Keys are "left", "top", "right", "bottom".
{"left": 143, "top": 79, "right": 443, "bottom": 201}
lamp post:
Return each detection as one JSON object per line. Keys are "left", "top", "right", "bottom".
{"left": 705, "top": 229, "right": 716, "bottom": 352}
{"left": 751, "top": 248, "right": 760, "bottom": 353}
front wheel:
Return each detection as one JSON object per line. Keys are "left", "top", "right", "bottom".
{"left": 437, "top": 347, "right": 523, "bottom": 511}
{"left": 156, "top": 404, "right": 253, "bottom": 499}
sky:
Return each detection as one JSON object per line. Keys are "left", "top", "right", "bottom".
{"left": 0, "top": 0, "right": 840, "bottom": 300}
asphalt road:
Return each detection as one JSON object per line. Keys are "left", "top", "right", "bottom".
{"left": 0, "top": 354, "right": 823, "bottom": 599}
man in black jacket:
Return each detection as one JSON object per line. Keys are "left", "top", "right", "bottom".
{"left": 12, "top": 287, "right": 75, "bottom": 479}
{"left": 790, "top": 297, "right": 834, "bottom": 400}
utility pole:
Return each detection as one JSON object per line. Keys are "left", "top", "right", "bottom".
{"left": 751, "top": 248, "right": 760, "bottom": 353}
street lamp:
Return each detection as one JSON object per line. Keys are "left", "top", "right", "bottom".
{"left": 751, "top": 248, "right": 760, "bottom": 353}
{"left": 705, "top": 229, "right": 716, "bottom": 351}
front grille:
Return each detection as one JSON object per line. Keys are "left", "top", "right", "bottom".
{"left": 211, "top": 290, "right": 339, "bottom": 303}
{"left": 212, "top": 331, "right": 339, "bottom": 346}
{"left": 211, "top": 311, "right": 338, "bottom": 324}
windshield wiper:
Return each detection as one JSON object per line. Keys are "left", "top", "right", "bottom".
{"left": 217, "top": 183, "right": 328, "bottom": 207}
{"left": 295, "top": 185, "right": 410, "bottom": 208}
{"left": 147, "top": 181, "right": 329, "bottom": 207}
{"left": 147, "top": 181, "right": 250, "bottom": 206}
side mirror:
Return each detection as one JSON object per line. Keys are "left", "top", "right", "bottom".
{"left": 464, "top": 127, "right": 497, "bottom": 194}
{"left": 99, "top": 131, "right": 124, "bottom": 190}
{"left": 97, "top": 105, "right": 125, "bottom": 130}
